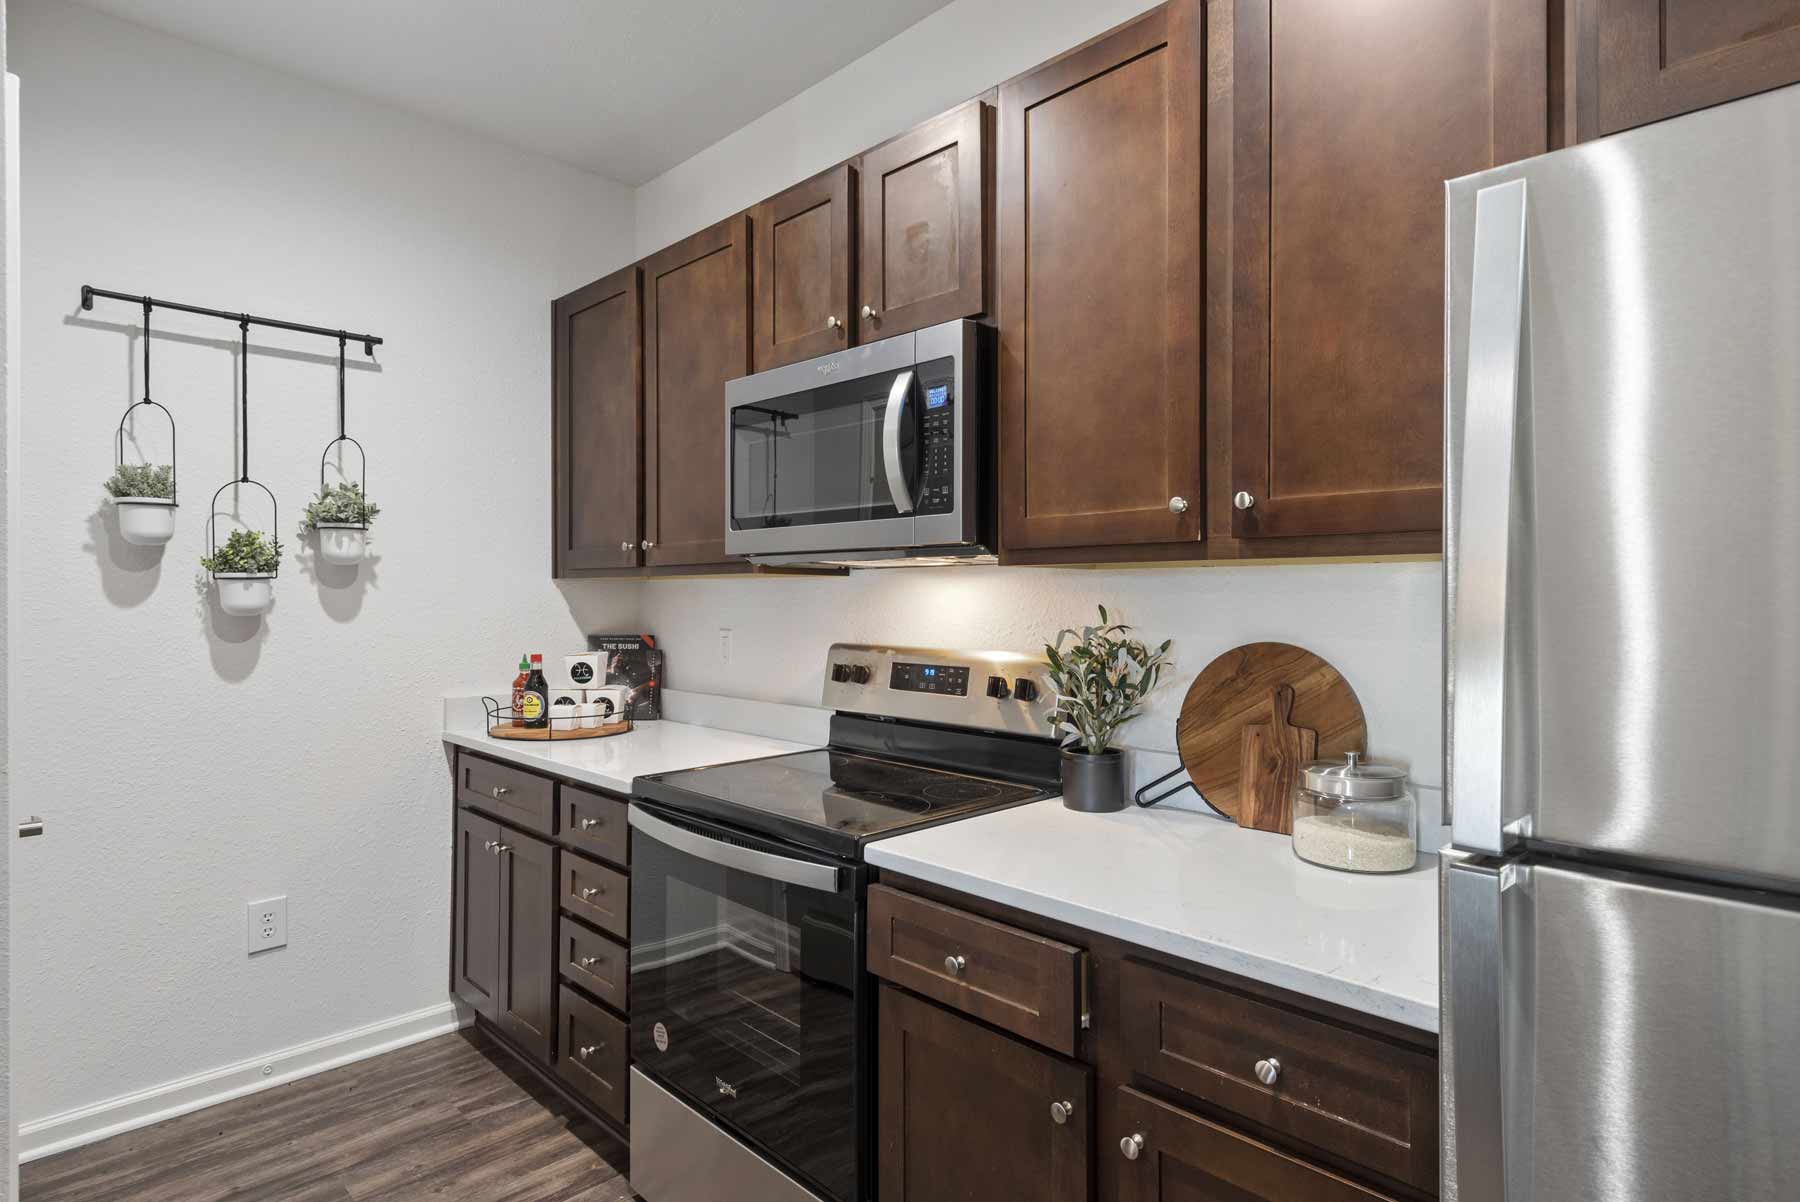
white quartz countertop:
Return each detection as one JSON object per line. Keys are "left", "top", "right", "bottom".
{"left": 865, "top": 800, "right": 1440, "bottom": 1032}
{"left": 441, "top": 714, "right": 816, "bottom": 795}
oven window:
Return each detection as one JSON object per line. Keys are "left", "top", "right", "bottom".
{"left": 730, "top": 358, "right": 949, "bottom": 531}
{"left": 631, "top": 817, "right": 860, "bottom": 1202}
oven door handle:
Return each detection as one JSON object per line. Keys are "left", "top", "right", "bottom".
{"left": 629, "top": 806, "right": 843, "bottom": 893}
{"left": 882, "top": 369, "right": 916, "bottom": 514}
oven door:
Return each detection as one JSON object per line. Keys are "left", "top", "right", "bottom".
{"left": 725, "top": 331, "right": 925, "bottom": 558}
{"left": 628, "top": 802, "right": 867, "bottom": 1202}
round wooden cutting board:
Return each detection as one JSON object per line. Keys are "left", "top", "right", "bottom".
{"left": 1174, "top": 642, "right": 1366, "bottom": 820}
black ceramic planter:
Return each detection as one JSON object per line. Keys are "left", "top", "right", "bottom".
{"left": 1061, "top": 748, "right": 1127, "bottom": 813}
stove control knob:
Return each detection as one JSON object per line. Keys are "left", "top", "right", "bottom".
{"left": 1013, "top": 678, "right": 1040, "bottom": 703}
{"left": 831, "top": 663, "right": 852, "bottom": 684}
{"left": 849, "top": 664, "right": 872, "bottom": 685}
{"left": 985, "top": 675, "right": 1011, "bottom": 700}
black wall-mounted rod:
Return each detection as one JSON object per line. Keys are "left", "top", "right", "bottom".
{"left": 81, "top": 284, "right": 383, "bottom": 356}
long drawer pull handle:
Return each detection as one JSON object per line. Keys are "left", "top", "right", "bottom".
{"left": 1254, "top": 1057, "right": 1281, "bottom": 1086}
{"left": 577, "top": 817, "right": 603, "bottom": 831}
{"left": 1120, "top": 1133, "right": 1145, "bottom": 1161}
{"left": 943, "top": 954, "right": 967, "bottom": 976}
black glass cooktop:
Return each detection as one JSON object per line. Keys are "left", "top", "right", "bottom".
{"left": 634, "top": 749, "right": 1047, "bottom": 859}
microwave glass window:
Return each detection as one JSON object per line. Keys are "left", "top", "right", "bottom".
{"left": 730, "top": 358, "right": 951, "bottom": 531}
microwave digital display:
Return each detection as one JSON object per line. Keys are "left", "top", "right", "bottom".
{"left": 925, "top": 384, "right": 950, "bottom": 410}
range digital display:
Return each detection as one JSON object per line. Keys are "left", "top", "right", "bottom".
{"left": 889, "top": 661, "right": 970, "bottom": 696}
{"left": 925, "top": 384, "right": 950, "bottom": 410}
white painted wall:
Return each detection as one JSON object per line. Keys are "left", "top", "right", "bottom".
{"left": 9, "top": 0, "right": 637, "bottom": 1148}
{"left": 633, "top": 0, "right": 1162, "bottom": 256}
{"left": 3, "top": 10, "right": 18, "bottom": 1195}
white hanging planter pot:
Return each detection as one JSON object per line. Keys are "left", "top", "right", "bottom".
{"left": 214, "top": 572, "right": 276, "bottom": 617}
{"left": 314, "top": 522, "right": 368, "bottom": 565}
{"left": 113, "top": 497, "right": 178, "bottom": 547}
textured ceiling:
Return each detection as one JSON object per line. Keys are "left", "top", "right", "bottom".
{"left": 71, "top": 0, "right": 957, "bottom": 184}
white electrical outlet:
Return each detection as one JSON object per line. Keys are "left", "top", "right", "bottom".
{"left": 247, "top": 896, "right": 287, "bottom": 954}
{"left": 718, "top": 627, "right": 733, "bottom": 664}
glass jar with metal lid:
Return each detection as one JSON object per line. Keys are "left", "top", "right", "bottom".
{"left": 1290, "top": 752, "right": 1417, "bottom": 874}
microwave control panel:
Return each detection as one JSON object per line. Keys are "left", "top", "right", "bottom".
{"left": 916, "top": 377, "right": 955, "bottom": 515}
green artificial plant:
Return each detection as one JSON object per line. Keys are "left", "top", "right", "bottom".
{"left": 104, "top": 462, "right": 175, "bottom": 500}
{"left": 299, "top": 481, "right": 379, "bottom": 533}
{"left": 201, "top": 528, "right": 282, "bottom": 575}
{"left": 1043, "top": 605, "right": 1172, "bottom": 755}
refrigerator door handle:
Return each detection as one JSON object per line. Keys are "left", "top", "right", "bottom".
{"left": 1452, "top": 178, "right": 1529, "bottom": 853}
{"left": 1447, "top": 859, "right": 1511, "bottom": 1202}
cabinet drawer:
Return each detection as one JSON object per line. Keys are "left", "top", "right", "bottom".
{"left": 1111, "top": 1085, "right": 1395, "bottom": 1202}
{"left": 561, "top": 850, "right": 629, "bottom": 939}
{"left": 560, "top": 916, "right": 627, "bottom": 1013}
{"left": 559, "top": 784, "right": 628, "bottom": 866}
{"left": 557, "top": 984, "right": 628, "bottom": 1124}
{"left": 457, "top": 753, "right": 555, "bottom": 836}
{"left": 1119, "top": 958, "right": 1437, "bottom": 1191}
{"left": 867, "top": 885, "right": 1083, "bottom": 1056}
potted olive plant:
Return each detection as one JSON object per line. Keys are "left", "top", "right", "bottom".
{"left": 104, "top": 462, "right": 177, "bottom": 547}
{"left": 300, "top": 481, "right": 379, "bottom": 566}
{"left": 1044, "top": 606, "right": 1172, "bottom": 813}
{"left": 202, "top": 528, "right": 282, "bottom": 616}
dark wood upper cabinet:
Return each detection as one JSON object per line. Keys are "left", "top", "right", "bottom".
{"left": 752, "top": 164, "right": 855, "bottom": 371}
{"left": 552, "top": 265, "right": 642, "bottom": 576}
{"left": 857, "top": 98, "right": 992, "bottom": 340}
{"left": 878, "top": 985, "right": 1092, "bottom": 1202}
{"left": 452, "top": 808, "right": 501, "bottom": 1023}
{"left": 1566, "top": 0, "right": 1800, "bottom": 141}
{"left": 495, "top": 831, "right": 556, "bottom": 1063}
{"left": 1225, "top": 0, "right": 1545, "bottom": 541}
{"left": 643, "top": 213, "right": 752, "bottom": 568}
{"left": 999, "top": 2, "right": 1204, "bottom": 557}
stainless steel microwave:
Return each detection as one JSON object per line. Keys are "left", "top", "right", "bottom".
{"left": 724, "top": 319, "right": 992, "bottom": 566}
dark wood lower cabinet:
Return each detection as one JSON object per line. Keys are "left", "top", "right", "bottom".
{"left": 495, "top": 829, "right": 557, "bottom": 1063}
{"left": 878, "top": 984, "right": 1092, "bottom": 1202}
{"left": 452, "top": 808, "right": 502, "bottom": 1022}
{"left": 1111, "top": 1086, "right": 1396, "bottom": 1202}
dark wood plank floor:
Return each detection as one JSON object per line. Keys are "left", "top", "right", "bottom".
{"left": 22, "top": 1027, "right": 634, "bottom": 1202}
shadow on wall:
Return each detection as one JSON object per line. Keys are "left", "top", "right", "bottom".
{"left": 191, "top": 571, "right": 265, "bottom": 680}
{"left": 295, "top": 538, "right": 379, "bottom": 622}
{"left": 83, "top": 503, "right": 164, "bottom": 606}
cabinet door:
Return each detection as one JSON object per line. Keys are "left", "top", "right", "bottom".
{"left": 1573, "top": 0, "right": 1800, "bottom": 140}
{"left": 452, "top": 808, "right": 501, "bottom": 1022}
{"left": 999, "top": 2, "right": 1204, "bottom": 555}
{"left": 858, "top": 99, "right": 991, "bottom": 340}
{"left": 752, "top": 164, "right": 854, "bottom": 371}
{"left": 495, "top": 831, "right": 556, "bottom": 1062}
{"left": 1110, "top": 1086, "right": 1394, "bottom": 1202}
{"left": 552, "top": 264, "right": 642, "bottom": 575}
{"left": 1227, "top": 0, "right": 1544, "bottom": 540}
{"left": 878, "top": 985, "right": 1091, "bottom": 1202}
{"left": 644, "top": 213, "right": 752, "bottom": 569}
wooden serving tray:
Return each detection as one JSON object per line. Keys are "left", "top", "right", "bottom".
{"left": 487, "top": 719, "right": 631, "bottom": 742}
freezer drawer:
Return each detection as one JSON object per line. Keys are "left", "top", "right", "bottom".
{"left": 1446, "top": 856, "right": 1800, "bottom": 1202}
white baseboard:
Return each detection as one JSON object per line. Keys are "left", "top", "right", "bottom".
{"left": 19, "top": 1000, "right": 473, "bottom": 1163}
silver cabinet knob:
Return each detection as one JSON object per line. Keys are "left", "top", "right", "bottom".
{"left": 577, "top": 817, "right": 603, "bottom": 831}
{"left": 579, "top": 885, "right": 603, "bottom": 900}
{"left": 862, "top": 304, "right": 878, "bottom": 321}
{"left": 18, "top": 816, "right": 44, "bottom": 838}
{"left": 826, "top": 314, "right": 842, "bottom": 331}
{"left": 1234, "top": 490, "right": 1256, "bottom": 510}
{"left": 482, "top": 839, "right": 499, "bottom": 854}
{"left": 1120, "top": 1133, "right": 1145, "bottom": 1161}
{"left": 641, "top": 539, "right": 656, "bottom": 550}
{"left": 577, "top": 1044, "right": 598, "bottom": 1060}
{"left": 943, "top": 954, "right": 967, "bottom": 977}
{"left": 1050, "top": 1100, "right": 1074, "bottom": 1125}
{"left": 494, "top": 843, "right": 511, "bottom": 855}
{"left": 490, "top": 786, "right": 510, "bottom": 798}
{"left": 1254, "top": 1057, "right": 1281, "bottom": 1086}
{"left": 620, "top": 540, "right": 634, "bottom": 552}
{"left": 1168, "top": 496, "right": 1189, "bottom": 514}
{"left": 578, "top": 955, "right": 602, "bottom": 969}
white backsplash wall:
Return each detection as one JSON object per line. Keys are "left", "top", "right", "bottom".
{"left": 10, "top": 0, "right": 635, "bottom": 1145}
{"left": 640, "top": 562, "right": 1445, "bottom": 787}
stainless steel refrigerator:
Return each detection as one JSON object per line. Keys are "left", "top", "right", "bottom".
{"left": 1441, "top": 83, "right": 1800, "bottom": 1201}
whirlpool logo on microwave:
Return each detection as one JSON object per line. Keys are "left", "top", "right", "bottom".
{"left": 816, "top": 361, "right": 841, "bottom": 376}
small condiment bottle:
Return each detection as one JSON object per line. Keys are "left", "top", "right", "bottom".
{"left": 509, "top": 654, "right": 530, "bottom": 727}
{"left": 521, "top": 654, "right": 549, "bottom": 730}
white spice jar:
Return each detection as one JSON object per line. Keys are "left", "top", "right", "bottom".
{"left": 1290, "top": 752, "right": 1417, "bottom": 874}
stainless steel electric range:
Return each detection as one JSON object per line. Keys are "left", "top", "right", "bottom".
{"left": 625, "top": 644, "right": 1062, "bottom": 1202}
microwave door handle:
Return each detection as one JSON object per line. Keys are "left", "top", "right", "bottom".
{"left": 882, "top": 369, "right": 916, "bottom": 514}
{"left": 628, "top": 806, "right": 842, "bottom": 892}
{"left": 1453, "top": 178, "right": 1528, "bottom": 853}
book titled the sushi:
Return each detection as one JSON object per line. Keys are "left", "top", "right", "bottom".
{"left": 586, "top": 634, "right": 663, "bottom": 721}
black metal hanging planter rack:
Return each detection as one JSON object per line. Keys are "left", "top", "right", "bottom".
{"left": 110, "top": 297, "right": 180, "bottom": 547}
